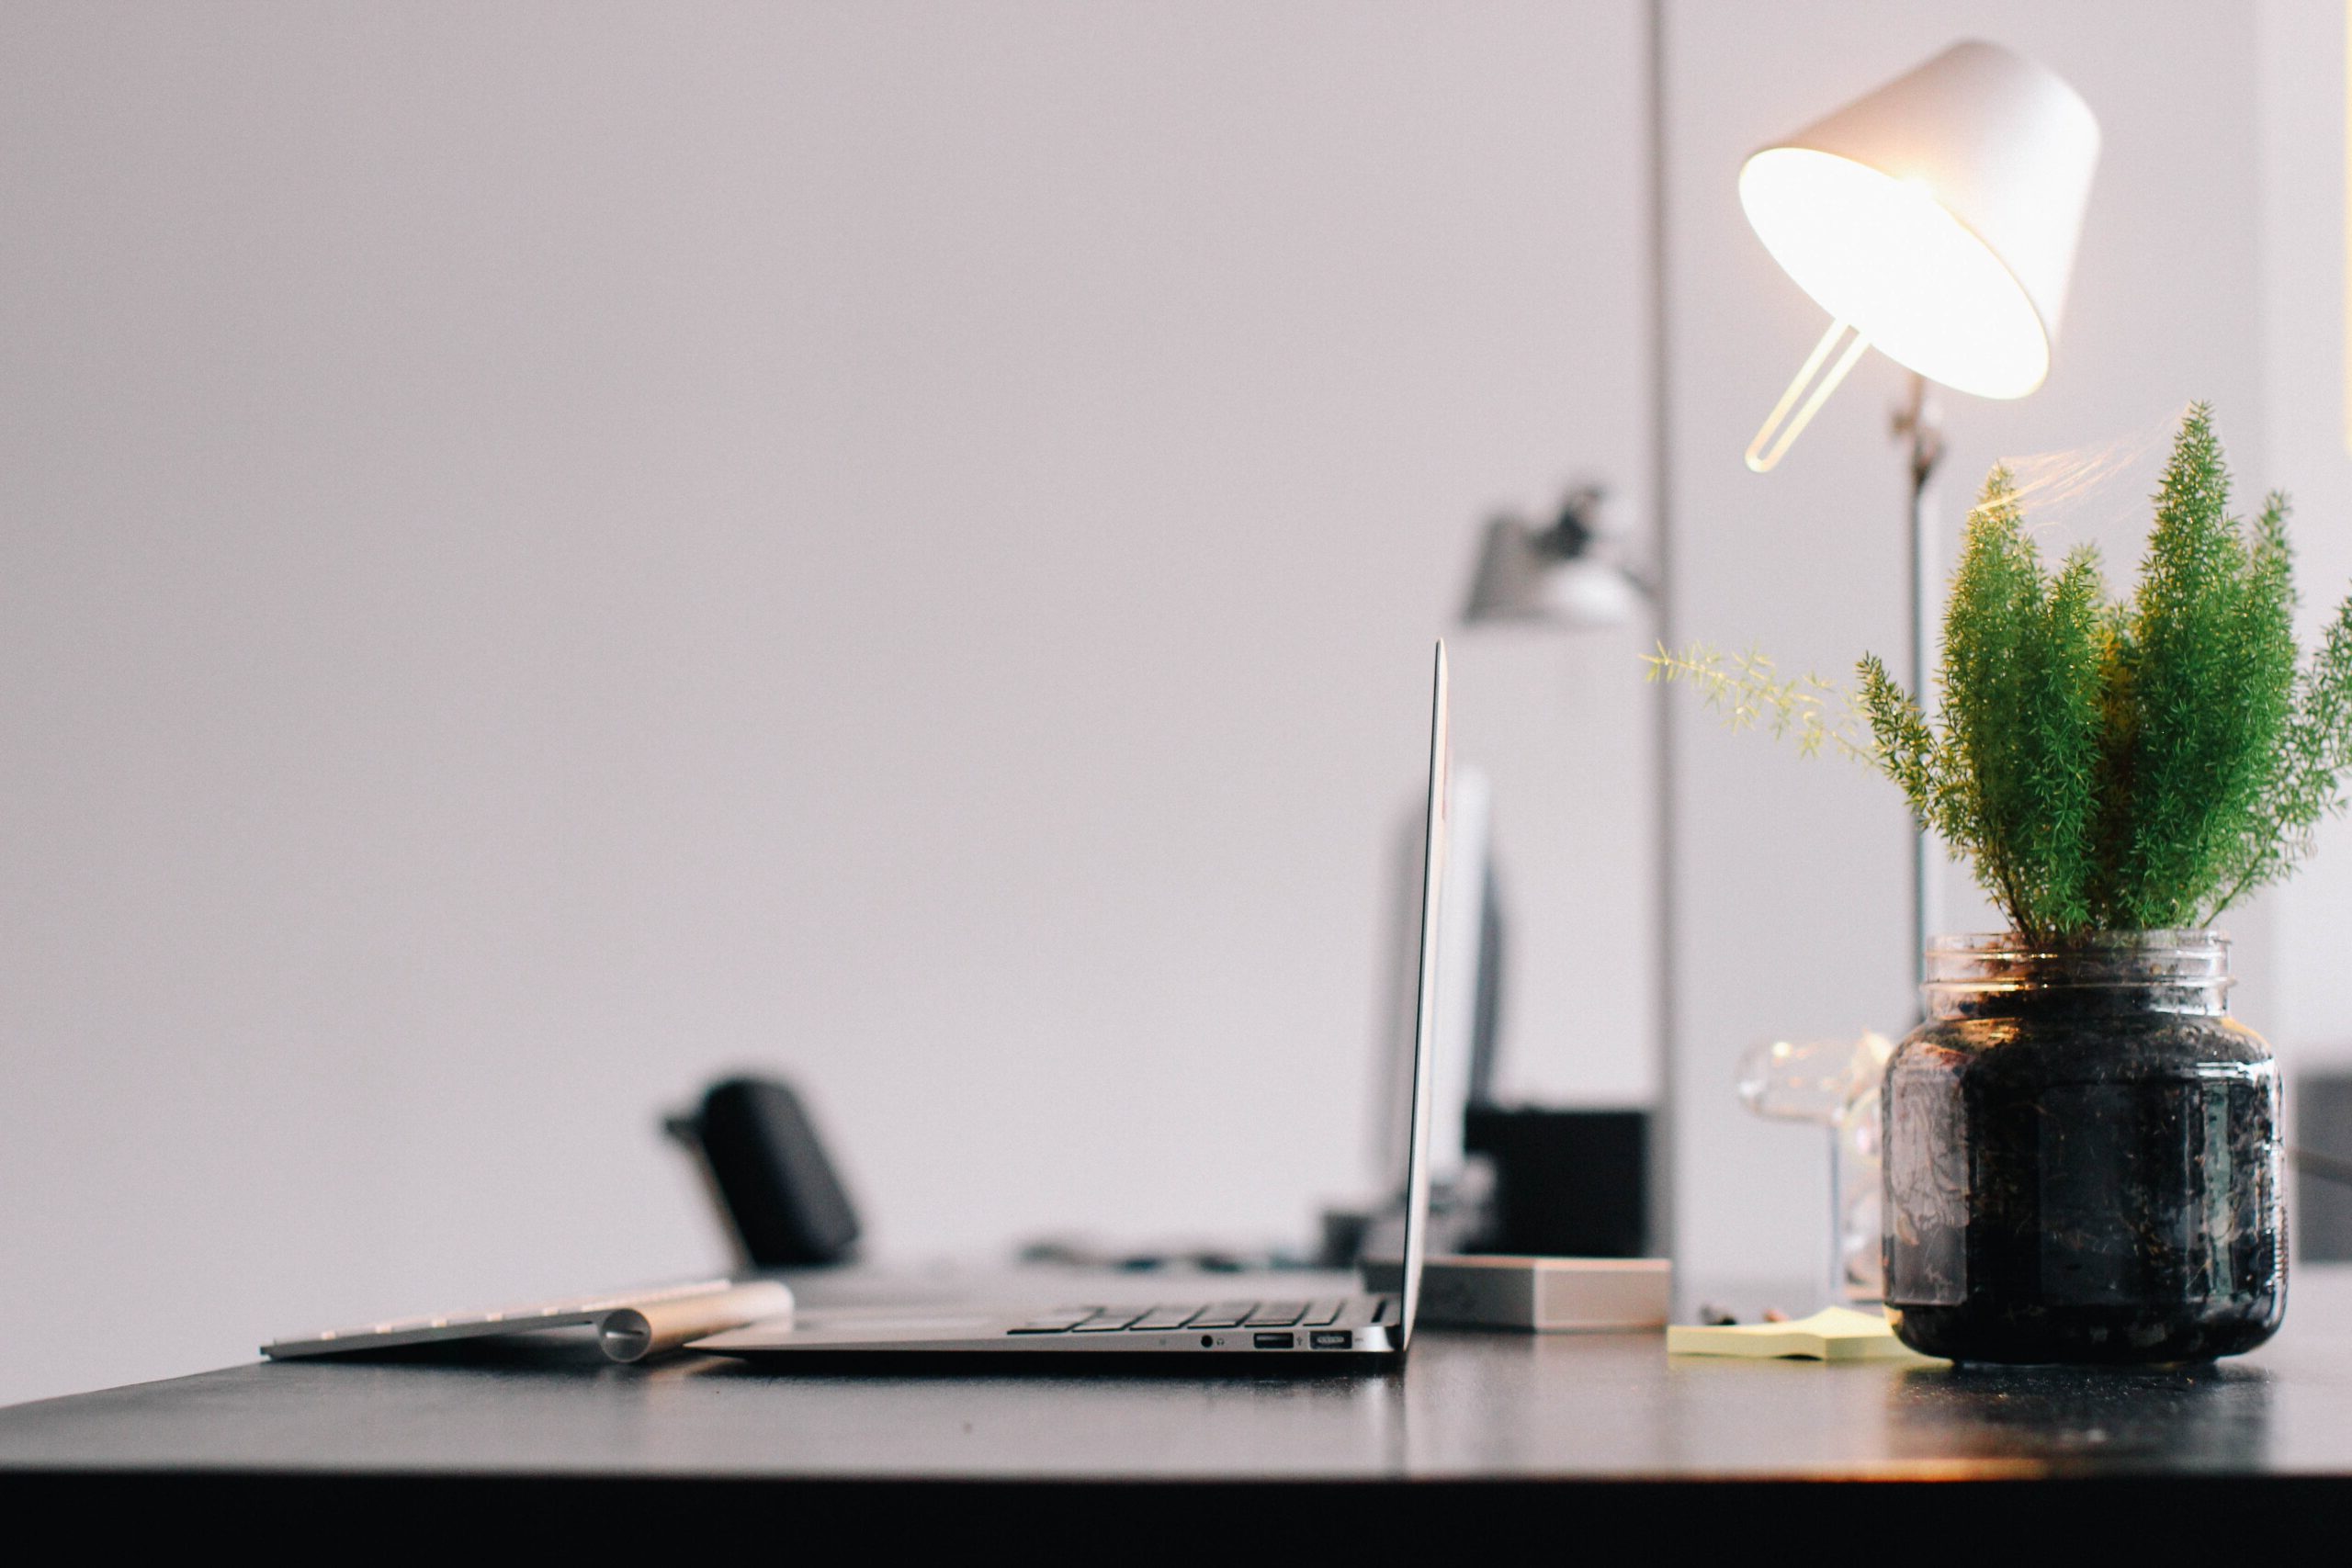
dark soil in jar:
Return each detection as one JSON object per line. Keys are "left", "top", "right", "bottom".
{"left": 1883, "top": 976, "right": 2284, "bottom": 1365}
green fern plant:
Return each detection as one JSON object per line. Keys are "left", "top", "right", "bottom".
{"left": 1652, "top": 403, "right": 2352, "bottom": 942}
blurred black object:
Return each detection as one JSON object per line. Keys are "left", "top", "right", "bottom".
{"left": 664, "top": 1077, "right": 862, "bottom": 1268}
{"left": 1464, "top": 1106, "right": 1648, "bottom": 1258}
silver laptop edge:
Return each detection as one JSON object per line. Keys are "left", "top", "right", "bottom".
{"left": 1398, "top": 638, "right": 1446, "bottom": 1350}
{"left": 697, "top": 642, "right": 1450, "bottom": 1360}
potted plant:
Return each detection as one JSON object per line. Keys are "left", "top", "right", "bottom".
{"left": 1656, "top": 405, "right": 2352, "bottom": 1363}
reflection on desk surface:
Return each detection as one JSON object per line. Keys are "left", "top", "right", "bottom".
{"left": 1888, "top": 1358, "right": 2272, "bottom": 1472}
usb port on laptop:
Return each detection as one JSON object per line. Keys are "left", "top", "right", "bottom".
{"left": 1310, "top": 1330, "right": 1351, "bottom": 1349}
{"left": 1252, "top": 1332, "right": 1295, "bottom": 1349}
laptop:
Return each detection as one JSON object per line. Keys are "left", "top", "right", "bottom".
{"left": 696, "top": 641, "right": 1451, "bottom": 1363}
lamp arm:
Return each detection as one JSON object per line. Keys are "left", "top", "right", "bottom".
{"left": 1530, "top": 484, "right": 1607, "bottom": 558}
{"left": 1532, "top": 484, "right": 1660, "bottom": 604}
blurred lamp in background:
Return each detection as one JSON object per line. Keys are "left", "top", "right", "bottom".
{"left": 1461, "top": 485, "right": 1652, "bottom": 628}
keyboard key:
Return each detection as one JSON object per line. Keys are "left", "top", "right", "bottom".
{"left": 1071, "top": 1309, "right": 1150, "bottom": 1333}
{"left": 1302, "top": 1300, "right": 1346, "bottom": 1326}
{"left": 1009, "top": 1307, "right": 1101, "bottom": 1335}
{"left": 1244, "top": 1303, "right": 1307, "bottom": 1327}
{"left": 1125, "top": 1306, "right": 1201, "bottom": 1331}
{"left": 1183, "top": 1302, "right": 1259, "bottom": 1330}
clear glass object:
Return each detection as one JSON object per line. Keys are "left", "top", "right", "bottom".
{"left": 1737, "top": 1031, "right": 1894, "bottom": 1305}
{"left": 1883, "top": 932, "right": 2285, "bottom": 1364}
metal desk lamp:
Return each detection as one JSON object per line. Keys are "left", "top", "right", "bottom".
{"left": 1737, "top": 38, "right": 2100, "bottom": 980}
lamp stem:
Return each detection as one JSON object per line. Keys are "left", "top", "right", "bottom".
{"left": 1897, "top": 373, "right": 1945, "bottom": 999}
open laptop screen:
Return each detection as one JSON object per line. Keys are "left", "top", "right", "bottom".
{"left": 1397, "top": 641, "right": 1450, "bottom": 1347}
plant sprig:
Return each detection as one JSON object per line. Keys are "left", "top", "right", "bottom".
{"left": 1651, "top": 404, "right": 2352, "bottom": 942}
{"left": 1644, "top": 644, "right": 1874, "bottom": 762}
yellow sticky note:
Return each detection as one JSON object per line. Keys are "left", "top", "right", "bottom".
{"left": 1667, "top": 1305, "right": 1943, "bottom": 1362}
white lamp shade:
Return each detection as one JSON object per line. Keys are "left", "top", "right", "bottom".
{"left": 1738, "top": 39, "right": 2099, "bottom": 400}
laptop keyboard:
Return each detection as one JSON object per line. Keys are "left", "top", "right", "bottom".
{"left": 1009, "top": 1300, "right": 1352, "bottom": 1335}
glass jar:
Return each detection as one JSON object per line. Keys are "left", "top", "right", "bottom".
{"left": 1737, "top": 1032, "right": 1894, "bottom": 1304}
{"left": 1883, "top": 932, "right": 2284, "bottom": 1364}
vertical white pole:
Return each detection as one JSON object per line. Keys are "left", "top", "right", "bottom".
{"left": 1901, "top": 374, "right": 1945, "bottom": 1000}
{"left": 1643, "top": 0, "right": 1679, "bottom": 1263}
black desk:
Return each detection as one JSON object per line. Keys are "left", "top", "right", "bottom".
{"left": 6, "top": 1265, "right": 2350, "bottom": 1539}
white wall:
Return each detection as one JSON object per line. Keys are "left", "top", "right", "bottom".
{"left": 6, "top": 1, "right": 2341, "bottom": 1410}
{"left": 0, "top": 3, "right": 1656, "bottom": 1405}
